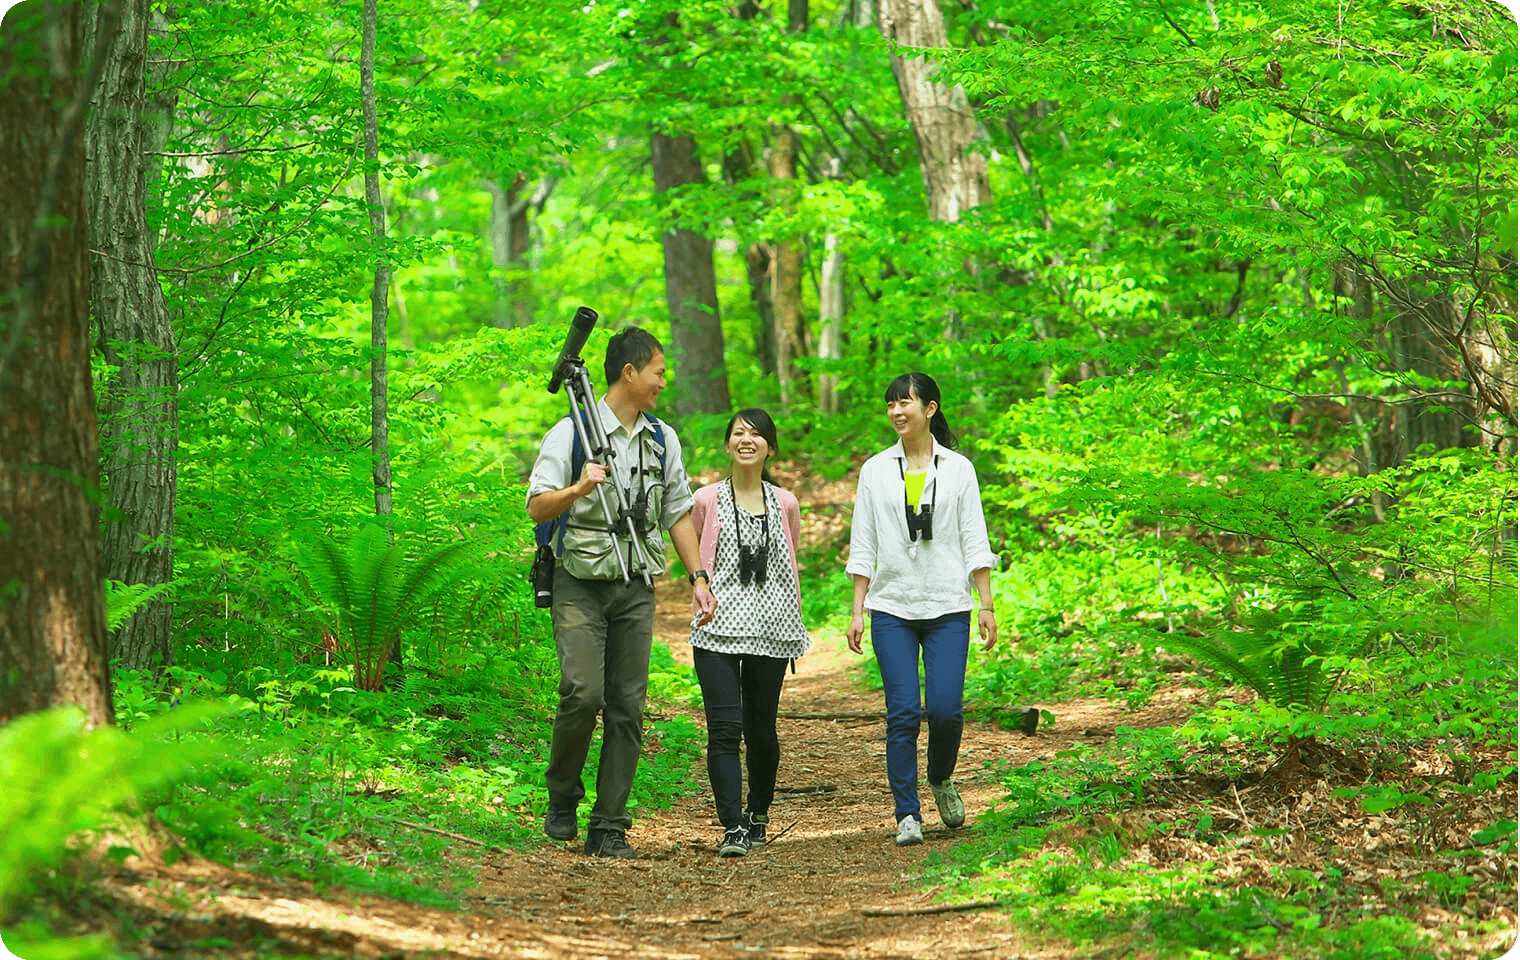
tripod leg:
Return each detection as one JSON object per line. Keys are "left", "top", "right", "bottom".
{"left": 562, "top": 376, "right": 632, "bottom": 586}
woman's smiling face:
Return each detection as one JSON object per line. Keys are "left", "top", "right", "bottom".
{"left": 887, "top": 388, "right": 936, "bottom": 439}
{"left": 727, "top": 417, "right": 771, "bottom": 468}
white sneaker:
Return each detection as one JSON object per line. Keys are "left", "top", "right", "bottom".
{"left": 895, "top": 815, "right": 923, "bottom": 846}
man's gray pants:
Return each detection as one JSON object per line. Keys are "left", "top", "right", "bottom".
{"left": 545, "top": 567, "right": 656, "bottom": 833}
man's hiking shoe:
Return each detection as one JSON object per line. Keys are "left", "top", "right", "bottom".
{"left": 930, "top": 780, "right": 965, "bottom": 829}
{"left": 743, "top": 811, "right": 769, "bottom": 845}
{"left": 895, "top": 815, "right": 923, "bottom": 846}
{"left": 543, "top": 803, "right": 577, "bottom": 841}
{"left": 584, "top": 828, "right": 636, "bottom": 858}
{"left": 719, "top": 824, "right": 751, "bottom": 857}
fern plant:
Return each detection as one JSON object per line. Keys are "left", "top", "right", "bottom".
{"left": 1158, "top": 607, "right": 1351, "bottom": 713}
{"left": 292, "top": 523, "right": 477, "bottom": 691}
{"left": 105, "top": 579, "right": 178, "bottom": 633}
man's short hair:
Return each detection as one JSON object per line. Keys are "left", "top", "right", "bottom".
{"left": 604, "top": 327, "right": 664, "bottom": 386}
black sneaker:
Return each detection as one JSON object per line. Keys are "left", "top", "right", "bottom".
{"left": 584, "top": 828, "right": 636, "bottom": 859}
{"left": 743, "top": 811, "right": 769, "bottom": 845}
{"left": 543, "top": 801, "right": 577, "bottom": 841}
{"left": 718, "top": 824, "right": 751, "bottom": 857}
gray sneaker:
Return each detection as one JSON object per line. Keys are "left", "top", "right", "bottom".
{"left": 930, "top": 780, "right": 965, "bottom": 829}
{"left": 895, "top": 815, "right": 923, "bottom": 846}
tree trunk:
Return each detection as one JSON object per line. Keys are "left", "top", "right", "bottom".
{"left": 1, "top": 0, "right": 116, "bottom": 727}
{"left": 817, "top": 231, "right": 846, "bottom": 415}
{"left": 721, "top": 140, "right": 777, "bottom": 379}
{"left": 361, "top": 0, "right": 392, "bottom": 521}
{"left": 85, "top": 0, "right": 178, "bottom": 672}
{"left": 878, "top": 0, "right": 989, "bottom": 223}
{"left": 650, "top": 130, "right": 731, "bottom": 416}
{"left": 769, "top": 122, "right": 805, "bottom": 404}
{"left": 745, "top": 242, "right": 778, "bottom": 378}
{"left": 769, "top": 0, "right": 809, "bottom": 404}
{"left": 485, "top": 173, "right": 535, "bottom": 328}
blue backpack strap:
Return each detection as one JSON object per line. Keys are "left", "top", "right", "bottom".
{"left": 641, "top": 411, "right": 667, "bottom": 470}
{"left": 533, "top": 411, "right": 595, "bottom": 556}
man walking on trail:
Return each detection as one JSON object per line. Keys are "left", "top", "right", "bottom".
{"left": 526, "top": 326, "right": 717, "bottom": 858}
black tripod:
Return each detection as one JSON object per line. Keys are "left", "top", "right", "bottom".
{"left": 548, "top": 309, "right": 657, "bottom": 587}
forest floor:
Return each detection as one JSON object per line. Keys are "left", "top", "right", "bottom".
{"left": 55, "top": 465, "right": 1516, "bottom": 959}
{"left": 93, "top": 612, "right": 1207, "bottom": 960}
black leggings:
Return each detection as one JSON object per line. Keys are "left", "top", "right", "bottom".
{"left": 691, "top": 647, "right": 789, "bottom": 829}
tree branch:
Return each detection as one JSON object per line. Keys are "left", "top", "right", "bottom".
{"left": 1154, "top": 0, "right": 1196, "bottom": 47}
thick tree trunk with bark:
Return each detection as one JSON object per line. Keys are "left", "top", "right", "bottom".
{"left": 85, "top": 0, "right": 178, "bottom": 672}
{"left": 878, "top": 0, "right": 989, "bottom": 223}
{"left": 1, "top": 0, "right": 116, "bottom": 727}
{"left": 361, "top": 0, "right": 392, "bottom": 521}
{"left": 650, "top": 131, "right": 731, "bottom": 416}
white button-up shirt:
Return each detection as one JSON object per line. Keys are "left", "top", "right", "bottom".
{"left": 845, "top": 439, "right": 998, "bottom": 620}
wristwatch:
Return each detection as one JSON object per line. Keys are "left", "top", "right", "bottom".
{"left": 688, "top": 569, "right": 710, "bottom": 585}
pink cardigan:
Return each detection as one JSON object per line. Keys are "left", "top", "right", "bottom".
{"left": 690, "top": 480, "right": 803, "bottom": 610}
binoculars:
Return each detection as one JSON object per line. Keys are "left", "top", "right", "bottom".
{"left": 905, "top": 504, "right": 934, "bottom": 543}
{"left": 737, "top": 542, "right": 769, "bottom": 587}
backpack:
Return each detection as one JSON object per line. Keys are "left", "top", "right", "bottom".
{"left": 530, "top": 411, "right": 667, "bottom": 606}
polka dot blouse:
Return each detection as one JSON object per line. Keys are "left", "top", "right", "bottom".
{"left": 690, "top": 481, "right": 810, "bottom": 659}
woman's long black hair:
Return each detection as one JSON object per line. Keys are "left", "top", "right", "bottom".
{"left": 725, "top": 407, "right": 779, "bottom": 484}
{"left": 884, "top": 373, "right": 957, "bottom": 450}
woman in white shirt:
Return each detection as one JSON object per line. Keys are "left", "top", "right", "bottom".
{"left": 846, "top": 373, "right": 998, "bottom": 847}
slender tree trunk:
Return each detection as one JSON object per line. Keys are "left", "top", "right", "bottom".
{"left": 879, "top": 0, "right": 989, "bottom": 223}
{"left": 768, "top": 123, "right": 805, "bottom": 403}
{"left": 85, "top": 0, "right": 178, "bottom": 672}
{"left": 745, "top": 242, "right": 778, "bottom": 377}
{"left": 721, "top": 140, "right": 777, "bottom": 378}
{"left": 650, "top": 130, "right": 731, "bottom": 416}
{"left": 817, "top": 231, "right": 846, "bottom": 414}
{"left": 485, "top": 173, "right": 536, "bottom": 328}
{"left": 1, "top": 0, "right": 116, "bottom": 727}
{"left": 485, "top": 175, "right": 520, "bottom": 329}
{"left": 361, "top": 0, "right": 392, "bottom": 521}
{"left": 769, "top": 0, "right": 809, "bottom": 404}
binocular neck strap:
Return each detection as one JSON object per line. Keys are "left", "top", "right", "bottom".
{"left": 727, "top": 479, "right": 769, "bottom": 550}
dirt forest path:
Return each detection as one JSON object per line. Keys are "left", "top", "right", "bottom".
{"left": 114, "top": 594, "right": 1203, "bottom": 960}
{"left": 104, "top": 468, "right": 1204, "bottom": 958}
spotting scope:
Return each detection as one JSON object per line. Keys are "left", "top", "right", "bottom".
{"left": 547, "top": 306, "right": 599, "bottom": 394}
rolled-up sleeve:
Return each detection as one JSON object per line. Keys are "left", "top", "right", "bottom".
{"left": 525, "top": 420, "right": 574, "bottom": 508}
{"left": 958, "top": 464, "right": 999, "bottom": 576}
{"left": 658, "top": 427, "right": 695, "bottom": 529}
{"left": 845, "top": 463, "right": 878, "bottom": 579}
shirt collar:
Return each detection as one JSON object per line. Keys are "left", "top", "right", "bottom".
{"left": 888, "top": 437, "right": 944, "bottom": 463}
{"left": 596, "top": 397, "right": 650, "bottom": 438}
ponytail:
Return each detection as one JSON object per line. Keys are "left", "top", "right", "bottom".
{"left": 928, "top": 408, "right": 956, "bottom": 451}
{"left": 884, "top": 372, "right": 957, "bottom": 450}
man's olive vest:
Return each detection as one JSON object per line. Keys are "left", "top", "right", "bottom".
{"left": 537, "top": 412, "right": 669, "bottom": 582}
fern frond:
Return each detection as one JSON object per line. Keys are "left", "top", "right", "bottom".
{"left": 105, "top": 580, "right": 178, "bottom": 633}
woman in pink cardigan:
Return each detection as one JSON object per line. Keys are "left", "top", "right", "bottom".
{"left": 688, "top": 408, "right": 808, "bottom": 857}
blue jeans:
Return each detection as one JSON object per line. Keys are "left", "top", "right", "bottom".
{"left": 870, "top": 609, "right": 970, "bottom": 822}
